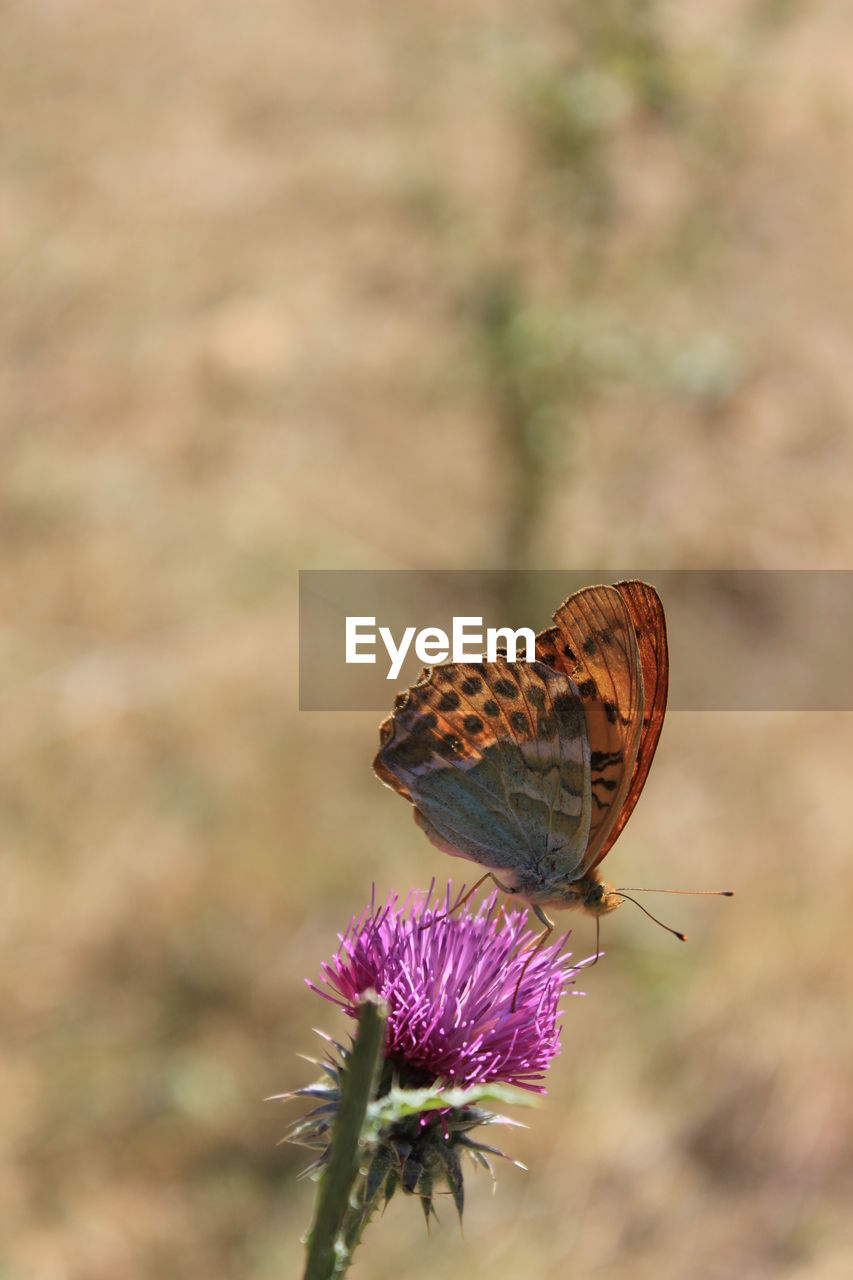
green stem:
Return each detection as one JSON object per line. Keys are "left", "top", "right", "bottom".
{"left": 303, "top": 993, "right": 387, "bottom": 1280}
{"left": 339, "top": 1170, "right": 383, "bottom": 1260}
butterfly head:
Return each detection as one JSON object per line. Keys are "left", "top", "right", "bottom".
{"left": 532, "top": 872, "right": 622, "bottom": 918}
{"left": 579, "top": 876, "right": 622, "bottom": 918}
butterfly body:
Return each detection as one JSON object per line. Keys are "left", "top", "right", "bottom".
{"left": 518, "top": 871, "right": 623, "bottom": 919}
{"left": 374, "top": 581, "right": 668, "bottom": 928}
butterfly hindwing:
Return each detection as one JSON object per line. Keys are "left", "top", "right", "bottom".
{"left": 373, "top": 658, "right": 592, "bottom": 887}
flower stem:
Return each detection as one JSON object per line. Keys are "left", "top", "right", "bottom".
{"left": 303, "top": 992, "right": 387, "bottom": 1280}
{"left": 338, "top": 1169, "right": 382, "bottom": 1260}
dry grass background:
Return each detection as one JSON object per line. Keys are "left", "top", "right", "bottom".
{"left": 3, "top": 1, "right": 853, "bottom": 1277}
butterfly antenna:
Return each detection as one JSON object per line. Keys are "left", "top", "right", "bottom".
{"left": 617, "top": 887, "right": 734, "bottom": 897}
{"left": 614, "top": 892, "right": 688, "bottom": 942}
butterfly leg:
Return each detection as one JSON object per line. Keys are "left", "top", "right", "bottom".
{"left": 511, "top": 906, "right": 554, "bottom": 1011}
{"left": 585, "top": 915, "right": 602, "bottom": 967}
{"left": 419, "top": 872, "right": 496, "bottom": 932}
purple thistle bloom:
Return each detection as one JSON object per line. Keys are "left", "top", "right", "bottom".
{"left": 309, "top": 883, "right": 586, "bottom": 1093}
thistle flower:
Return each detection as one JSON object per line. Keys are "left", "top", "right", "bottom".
{"left": 312, "top": 883, "right": 583, "bottom": 1092}
{"left": 284, "top": 884, "right": 589, "bottom": 1259}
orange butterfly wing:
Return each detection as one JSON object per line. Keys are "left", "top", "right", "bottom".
{"left": 589, "top": 579, "right": 668, "bottom": 869}
{"left": 535, "top": 583, "right": 646, "bottom": 874}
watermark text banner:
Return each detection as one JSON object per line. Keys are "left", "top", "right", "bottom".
{"left": 299, "top": 570, "right": 853, "bottom": 711}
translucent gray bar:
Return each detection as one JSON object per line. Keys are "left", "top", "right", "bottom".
{"left": 299, "top": 570, "right": 853, "bottom": 711}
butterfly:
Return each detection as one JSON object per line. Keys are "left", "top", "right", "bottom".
{"left": 373, "top": 580, "right": 670, "bottom": 940}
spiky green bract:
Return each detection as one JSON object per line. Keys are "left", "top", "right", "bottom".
{"left": 281, "top": 1034, "right": 536, "bottom": 1226}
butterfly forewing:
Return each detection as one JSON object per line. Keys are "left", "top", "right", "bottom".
{"left": 536, "top": 584, "right": 644, "bottom": 872}
{"left": 373, "top": 658, "right": 592, "bottom": 887}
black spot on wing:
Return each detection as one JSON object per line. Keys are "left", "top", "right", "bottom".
{"left": 383, "top": 735, "right": 433, "bottom": 771}
{"left": 535, "top": 711, "right": 557, "bottom": 738}
{"left": 552, "top": 691, "right": 581, "bottom": 730}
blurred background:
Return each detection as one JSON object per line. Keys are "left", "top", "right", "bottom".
{"left": 3, "top": 1, "right": 853, "bottom": 1276}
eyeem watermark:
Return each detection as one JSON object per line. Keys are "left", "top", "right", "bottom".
{"left": 300, "top": 569, "right": 853, "bottom": 710}
{"left": 346, "top": 616, "right": 536, "bottom": 680}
